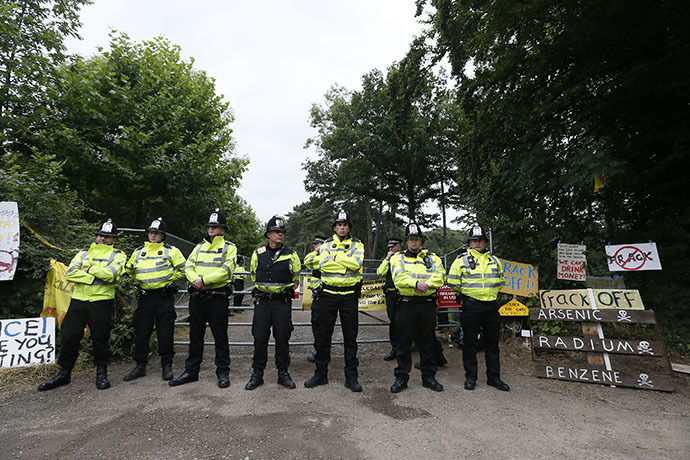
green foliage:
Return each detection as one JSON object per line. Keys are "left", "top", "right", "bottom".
{"left": 0, "top": 152, "right": 91, "bottom": 318}
{"left": 0, "top": 0, "right": 91, "bottom": 156}
{"left": 44, "top": 32, "right": 250, "bottom": 242}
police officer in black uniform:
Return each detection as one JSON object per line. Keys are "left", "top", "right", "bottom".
{"left": 377, "top": 237, "right": 402, "bottom": 361}
{"left": 244, "top": 216, "right": 301, "bottom": 390}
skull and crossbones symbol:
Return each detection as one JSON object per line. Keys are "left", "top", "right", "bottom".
{"left": 637, "top": 373, "right": 654, "bottom": 388}
{"left": 617, "top": 310, "right": 632, "bottom": 322}
{"left": 637, "top": 341, "right": 654, "bottom": 355}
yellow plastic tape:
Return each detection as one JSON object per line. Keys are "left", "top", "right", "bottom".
{"left": 24, "top": 223, "right": 65, "bottom": 251}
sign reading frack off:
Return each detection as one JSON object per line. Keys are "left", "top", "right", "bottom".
{"left": 499, "top": 259, "right": 538, "bottom": 297}
{"left": 539, "top": 289, "right": 644, "bottom": 310}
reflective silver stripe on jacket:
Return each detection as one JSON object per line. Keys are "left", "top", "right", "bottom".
{"left": 321, "top": 271, "right": 360, "bottom": 279}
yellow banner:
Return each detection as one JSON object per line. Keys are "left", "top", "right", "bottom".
{"left": 499, "top": 299, "right": 529, "bottom": 316}
{"left": 300, "top": 276, "right": 386, "bottom": 311}
{"left": 40, "top": 259, "right": 74, "bottom": 328}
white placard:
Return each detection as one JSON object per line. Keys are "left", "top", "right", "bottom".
{"left": 0, "top": 201, "right": 20, "bottom": 281}
{"left": 0, "top": 317, "right": 56, "bottom": 368}
{"left": 557, "top": 243, "right": 587, "bottom": 281}
{"left": 606, "top": 243, "right": 662, "bottom": 272}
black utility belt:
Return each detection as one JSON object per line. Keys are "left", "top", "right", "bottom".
{"left": 254, "top": 292, "right": 291, "bottom": 300}
{"left": 137, "top": 285, "right": 176, "bottom": 296}
{"left": 321, "top": 283, "right": 358, "bottom": 292}
{"left": 398, "top": 295, "right": 437, "bottom": 303}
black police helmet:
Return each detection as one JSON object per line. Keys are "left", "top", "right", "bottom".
{"left": 312, "top": 235, "right": 327, "bottom": 245}
{"left": 467, "top": 225, "right": 487, "bottom": 243}
{"left": 387, "top": 237, "right": 402, "bottom": 248}
{"left": 207, "top": 208, "right": 228, "bottom": 228}
{"left": 404, "top": 223, "right": 423, "bottom": 239}
{"left": 96, "top": 218, "right": 118, "bottom": 237}
{"left": 264, "top": 215, "right": 286, "bottom": 237}
{"left": 332, "top": 210, "right": 352, "bottom": 229}
{"left": 147, "top": 217, "right": 167, "bottom": 236}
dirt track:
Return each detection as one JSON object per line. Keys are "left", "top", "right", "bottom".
{"left": 1, "top": 310, "right": 689, "bottom": 460}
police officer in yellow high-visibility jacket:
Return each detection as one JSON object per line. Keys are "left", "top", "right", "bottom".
{"left": 169, "top": 209, "right": 237, "bottom": 389}
{"left": 38, "top": 219, "right": 126, "bottom": 392}
{"left": 304, "top": 235, "right": 326, "bottom": 363}
{"left": 377, "top": 237, "right": 402, "bottom": 361}
{"left": 389, "top": 223, "right": 445, "bottom": 394}
{"left": 448, "top": 225, "right": 510, "bottom": 392}
{"left": 123, "top": 217, "right": 186, "bottom": 382}
{"left": 244, "top": 216, "right": 301, "bottom": 391}
{"left": 304, "top": 210, "right": 364, "bottom": 392}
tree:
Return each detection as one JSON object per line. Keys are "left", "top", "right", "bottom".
{"left": 0, "top": 0, "right": 91, "bottom": 157}
{"left": 417, "top": 0, "right": 690, "bottom": 344}
{"left": 44, "top": 33, "right": 253, "bottom": 243}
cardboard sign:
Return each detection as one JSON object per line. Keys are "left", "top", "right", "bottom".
{"left": 557, "top": 243, "right": 586, "bottom": 282}
{"left": 499, "top": 259, "right": 538, "bottom": 297}
{"left": 0, "top": 201, "right": 20, "bottom": 281}
{"left": 535, "top": 365, "right": 673, "bottom": 392}
{"left": 499, "top": 299, "right": 528, "bottom": 316}
{"left": 539, "top": 289, "right": 644, "bottom": 310}
{"left": 585, "top": 275, "right": 625, "bottom": 289}
{"left": 437, "top": 283, "right": 461, "bottom": 309}
{"left": 0, "top": 317, "right": 56, "bottom": 368}
{"left": 605, "top": 243, "right": 662, "bottom": 271}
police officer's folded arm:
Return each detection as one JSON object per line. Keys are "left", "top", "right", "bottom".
{"left": 65, "top": 257, "right": 95, "bottom": 284}
{"left": 88, "top": 253, "right": 126, "bottom": 283}
{"left": 390, "top": 259, "right": 417, "bottom": 289}
{"left": 425, "top": 258, "right": 445, "bottom": 289}
{"left": 335, "top": 248, "right": 364, "bottom": 271}
{"left": 170, "top": 247, "right": 187, "bottom": 282}
{"left": 376, "top": 259, "right": 390, "bottom": 277}
{"left": 184, "top": 251, "right": 201, "bottom": 283}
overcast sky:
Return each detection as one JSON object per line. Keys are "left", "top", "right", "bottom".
{"left": 64, "top": 1, "right": 435, "bottom": 223}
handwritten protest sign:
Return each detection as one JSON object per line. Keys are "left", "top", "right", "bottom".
{"left": 357, "top": 279, "right": 386, "bottom": 311}
{"left": 539, "top": 289, "right": 644, "bottom": 310}
{"left": 605, "top": 243, "right": 662, "bottom": 272}
{"left": 557, "top": 243, "right": 586, "bottom": 282}
{"left": 586, "top": 275, "right": 625, "bottom": 289}
{"left": 499, "top": 259, "right": 538, "bottom": 297}
{"left": 499, "top": 299, "right": 528, "bottom": 316}
{"left": 0, "top": 317, "right": 56, "bottom": 368}
{"left": 0, "top": 202, "right": 20, "bottom": 281}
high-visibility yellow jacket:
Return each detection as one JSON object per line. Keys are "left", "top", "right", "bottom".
{"left": 65, "top": 243, "right": 126, "bottom": 301}
{"left": 250, "top": 245, "right": 301, "bottom": 294}
{"left": 447, "top": 248, "right": 504, "bottom": 301}
{"left": 303, "top": 249, "right": 321, "bottom": 290}
{"left": 185, "top": 235, "right": 236, "bottom": 289}
{"left": 126, "top": 241, "right": 186, "bottom": 290}
{"left": 390, "top": 249, "right": 445, "bottom": 297}
{"left": 317, "top": 234, "right": 364, "bottom": 295}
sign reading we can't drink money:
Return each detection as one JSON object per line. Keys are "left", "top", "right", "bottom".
{"left": 557, "top": 243, "right": 586, "bottom": 282}
{"left": 605, "top": 243, "right": 662, "bottom": 272}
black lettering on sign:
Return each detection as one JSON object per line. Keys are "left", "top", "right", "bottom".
{"left": 535, "top": 364, "right": 673, "bottom": 392}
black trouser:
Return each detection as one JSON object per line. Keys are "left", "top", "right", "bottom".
{"left": 184, "top": 293, "right": 230, "bottom": 376}
{"left": 395, "top": 299, "right": 437, "bottom": 381}
{"left": 461, "top": 296, "right": 501, "bottom": 381}
{"left": 58, "top": 299, "right": 113, "bottom": 370}
{"left": 132, "top": 290, "right": 176, "bottom": 366}
{"left": 385, "top": 290, "right": 398, "bottom": 351}
{"left": 251, "top": 297, "right": 293, "bottom": 372}
{"left": 314, "top": 292, "right": 359, "bottom": 379}
{"left": 233, "top": 279, "right": 245, "bottom": 307}
{"left": 310, "top": 292, "right": 321, "bottom": 347}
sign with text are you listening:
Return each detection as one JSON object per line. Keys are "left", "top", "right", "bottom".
{"left": 0, "top": 317, "right": 56, "bottom": 368}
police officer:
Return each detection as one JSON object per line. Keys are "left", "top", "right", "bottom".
{"left": 389, "top": 223, "right": 445, "bottom": 393}
{"left": 304, "top": 210, "right": 364, "bottom": 392}
{"left": 169, "top": 209, "right": 236, "bottom": 388}
{"left": 448, "top": 225, "right": 509, "bottom": 391}
{"left": 244, "top": 216, "right": 301, "bottom": 390}
{"left": 304, "top": 235, "right": 326, "bottom": 363}
{"left": 38, "top": 219, "right": 126, "bottom": 391}
{"left": 232, "top": 255, "right": 247, "bottom": 312}
{"left": 377, "top": 237, "right": 402, "bottom": 361}
{"left": 123, "top": 217, "right": 186, "bottom": 382}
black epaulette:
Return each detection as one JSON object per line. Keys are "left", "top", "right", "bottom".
{"left": 136, "top": 245, "right": 145, "bottom": 250}
{"left": 164, "top": 243, "right": 172, "bottom": 249}
{"left": 325, "top": 237, "right": 334, "bottom": 243}
{"left": 457, "top": 251, "right": 468, "bottom": 258}
{"left": 282, "top": 247, "right": 295, "bottom": 255}
{"left": 351, "top": 237, "right": 361, "bottom": 243}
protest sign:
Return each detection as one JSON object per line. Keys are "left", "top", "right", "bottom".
{"left": 0, "top": 201, "right": 20, "bottom": 281}
{"left": 499, "top": 299, "right": 528, "bottom": 316}
{"left": 557, "top": 243, "right": 586, "bottom": 281}
{"left": 499, "top": 259, "right": 538, "bottom": 297}
{"left": 0, "top": 317, "right": 56, "bottom": 368}
{"left": 539, "top": 289, "right": 644, "bottom": 310}
{"left": 605, "top": 243, "right": 662, "bottom": 271}
{"left": 437, "top": 283, "right": 460, "bottom": 309}
{"left": 41, "top": 259, "right": 74, "bottom": 328}
{"left": 357, "top": 279, "right": 386, "bottom": 311}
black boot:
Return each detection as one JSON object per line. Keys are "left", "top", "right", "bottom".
{"left": 344, "top": 376, "right": 362, "bottom": 392}
{"left": 277, "top": 370, "right": 296, "bottom": 389}
{"left": 38, "top": 368, "right": 71, "bottom": 391}
{"left": 422, "top": 376, "right": 443, "bottom": 392}
{"left": 161, "top": 363, "right": 173, "bottom": 381}
{"left": 304, "top": 373, "right": 328, "bottom": 388}
{"left": 169, "top": 370, "right": 199, "bottom": 387}
{"left": 217, "top": 373, "right": 230, "bottom": 388}
{"left": 245, "top": 371, "right": 264, "bottom": 390}
{"left": 96, "top": 365, "right": 111, "bottom": 390}
{"left": 390, "top": 377, "right": 408, "bottom": 394}
{"left": 123, "top": 364, "right": 146, "bottom": 381}
{"left": 383, "top": 348, "right": 396, "bottom": 361}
